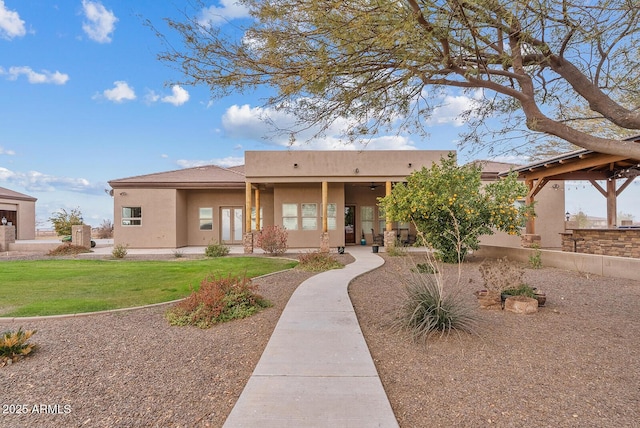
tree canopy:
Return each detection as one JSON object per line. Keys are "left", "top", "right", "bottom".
{"left": 379, "top": 153, "right": 531, "bottom": 263}
{"left": 158, "top": 0, "right": 640, "bottom": 157}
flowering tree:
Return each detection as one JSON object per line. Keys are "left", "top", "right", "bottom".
{"left": 379, "top": 153, "right": 533, "bottom": 263}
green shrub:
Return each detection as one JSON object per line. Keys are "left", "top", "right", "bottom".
{"left": 112, "top": 244, "right": 128, "bottom": 259}
{"left": 386, "top": 241, "right": 408, "bottom": 257}
{"left": 297, "top": 251, "right": 344, "bottom": 272}
{"left": 394, "top": 270, "right": 477, "bottom": 342}
{"left": 165, "top": 274, "right": 271, "bottom": 329}
{"left": 502, "top": 283, "right": 536, "bottom": 298}
{"left": 380, "top": 153, "right": 533, "bottom": 263}
{"left": 1, "top": 328, "right": 37, "bottom": 366}
{"left": 257, "top": 225, "right": 288, "bottom": 255}
{"left": 48, "top": 207, "right": 84, "bottom": 237}
{"left": 205, "top": 241, "right": 230, "bottom": 257}
{"left": 529, "top": 244, "right": 542, "bottom": 269}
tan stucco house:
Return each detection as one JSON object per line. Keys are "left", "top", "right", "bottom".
{"left": 0, "top": 186, "right": 37, "bottom": 240}
{"left": 108, "top": 150, "right": 565, "bottom": 251}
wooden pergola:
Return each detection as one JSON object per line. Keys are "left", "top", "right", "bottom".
{"left": 500, "top": 136, "right": 640, "bottom": 234}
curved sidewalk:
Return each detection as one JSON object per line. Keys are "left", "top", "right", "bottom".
{"left": 223, "top": 246, "right": 399, "bottom": 428}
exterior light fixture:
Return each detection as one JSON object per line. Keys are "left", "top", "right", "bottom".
{"left": 552, "top": 183, "right": 560, "bottom": 190}
{"left": 1, "top": 216, "right": 6, "bottom": 225}
{"left": 408, "top": 163, "right": 412, "bottom": 168}
{"left": 119, "top": 192, "right": 127, "bottom": 196}
{"left": 294, "top": 163, "right": 298, "bottom": 168}
{"left": 354, "top": 168, "right": 359, "bottom": 174}
{"left": 565, "top": 212, "right": 570, "bottom": 221}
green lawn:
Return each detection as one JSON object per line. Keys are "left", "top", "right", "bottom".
{"left": 0, "top": 257, "right": 298, "bottom": 317}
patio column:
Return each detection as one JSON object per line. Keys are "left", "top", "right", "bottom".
{"left": 320, "top": 181, "right": 329, "bottom": 253}
{"left": 255, "top": 187, "right": 261, "bottom": 230}
{"left": 525, "top": 179, "right": 536, "bottom": 234}
{"left": 244, "top": 182, "right": 253, "bottom": 254}
{"left": 384, "top": 181, "right": 396, "bottom": 248}
{"left": 607, "top": 178, "right": 617, "bottom": 228}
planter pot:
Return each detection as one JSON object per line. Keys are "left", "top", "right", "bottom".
{"left": 534, "top": 293, "right": 546, "bottom": 307}
{"left": 360, "top": 239, "right": 366, "bottom": 245}
{"left": 372, "top": 245, "right": 379, "bottom": 253}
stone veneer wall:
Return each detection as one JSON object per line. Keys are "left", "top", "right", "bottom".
{"left": 560, "top": 229, "right": 640, "bottom": 258}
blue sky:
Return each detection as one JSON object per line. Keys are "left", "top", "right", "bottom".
{"left": 0, "top": 1, "right": 637, "bottom": 229}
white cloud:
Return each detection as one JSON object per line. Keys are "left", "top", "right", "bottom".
{"left": 0, "top": 167, "right": 105, "bottom": 195}
{"left": 0, "top": 0, "right": 25, "bottom": 39}
{"left": 0, "top": 146, "right": 16, "bottom": 155}
{"left": 96, "top": 81, "right": 136, "bottom": 103}
{"left": 198, "top": 0, "right": 250, "bottom": 27}
{"left": 221, "top": 103, "right": 417, "bottom": 151}
{"left": 144, "top": 89, "right": 160, "bottom": 104}
{"left": 177, "top": 156, "right": 245, "bottom": 168}
{"left": 427, "top": 90, "right": 482, "bottom": 127}
{"left": 81, "top": 0, "right": 117, "bottom": 43}
{"left": 1, "top": 66, "right": 69, "bottom": 84}
{"left": 161, "top": 85, "right": 190, "bottom": 106}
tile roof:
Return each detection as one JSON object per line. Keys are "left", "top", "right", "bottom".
{"left": 0, "top": 186, "right": 37, "bottom": 201}
{"left": 108, "top": 165, "right": 246, "bottom": 189}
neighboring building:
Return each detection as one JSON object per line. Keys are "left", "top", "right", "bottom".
{"left": 0, "top": 186, "right": 37, "bottom": 240}
{"left": 108, "top": 150, "right": 566, "bottom": 250}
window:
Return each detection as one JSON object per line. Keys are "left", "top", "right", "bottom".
{"left": 282, "top": 203, "right": 298, "bottom": 230}
{"left": 325, "top": 203, "right": 337, "bottom": 230}
{"left": 199, "top": 207, "right": 213, "bottom": 230}
{"left": 377, "top": 205, "right": 386, "bottom": 233}
{"left": 361, "top": 206, "right": 374, "bottom": 235}
{"left": 122, "top": 207, "right": 142, "bottom": 226}
{"left": 251, "top": 207, "right": 263, "bottom": 230}
{"left": 301, "top": 203, "right": 318, "bottom": 230}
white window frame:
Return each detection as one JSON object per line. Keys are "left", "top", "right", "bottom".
{"left": 199, "top": 207, "right": 213, "bottom": 231}
{"left": 282, "top": 203, "right": 298, "bottom": 230}
{"left": 122, "top": 206, "right": 142, "bottom": 226}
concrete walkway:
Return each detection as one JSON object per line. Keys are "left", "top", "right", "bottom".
{"left": 223, "top": 246, "right": 399, "bottom": 428}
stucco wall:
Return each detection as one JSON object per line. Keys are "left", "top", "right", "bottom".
{"left": 273, "top": 183, "right": 345, "bottom": 248}
{"left": 480, "top": 181, "right": 566, "bottom": 249}
{"left": 0, "top": 199, "right": 36, "bottom": 240}
{"left": 185, "top": 189, "right": 246, "bottom": 246}
{"left": 113, "top": 189, "right": 179, "bottom": 248}
{"left": 245, "top": 150, "right": 451, "bottom": 182}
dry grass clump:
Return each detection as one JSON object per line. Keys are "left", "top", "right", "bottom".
{"left": 47, "top": 243, "right": 91, "bottom": 257}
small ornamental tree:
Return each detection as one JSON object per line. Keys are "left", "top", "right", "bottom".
{"left": 379, "top": 153, "right": 533, "bottom": 263}
{"left": 48, "top": 207, "right": 84, "bottom": 237}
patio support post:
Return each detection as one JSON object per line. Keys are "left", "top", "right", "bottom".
{"left": 255, "top": 188, "right": 261, "bottom": 230}
{"left": 607, "top": 178, "right": 617, "bottom": 228}
{"left": 320, "top": 181, "right": 329, "bottom": 253}
{"left": 244, "top": 182, "right": 253, "bottom": 254}
{"left": 384, "top": 181, "right": 396, "bottom": 248}
{"left": 525, "top": 180, "right": 536, "bottom": 235}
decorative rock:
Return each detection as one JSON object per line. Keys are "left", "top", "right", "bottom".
{"left": 475, "top": 290, "right": 502, "bottom": 310}
{"left": 505, "top": 295, "right": 538, "bottom": 314}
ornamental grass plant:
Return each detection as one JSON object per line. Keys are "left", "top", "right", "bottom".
{"left": 393, "top": 252, "right": 478, "bottom": 342}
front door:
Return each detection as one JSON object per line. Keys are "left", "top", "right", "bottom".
{"left": 220, "top": 207, "right": 243, "bottom": 244}
{"left": 345, "top": 205, "right": 356, "bottom": 244}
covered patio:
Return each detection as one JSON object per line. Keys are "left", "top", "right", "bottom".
{"left": 502, "top": 135, "right": 640, "bottom": 257}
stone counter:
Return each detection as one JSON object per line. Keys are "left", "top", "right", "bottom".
{"left": 560, "top": 228, "right": 640, "bottom": 258}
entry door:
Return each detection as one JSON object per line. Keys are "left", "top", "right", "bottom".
{"left": 345, "top": 205, "right": 356, "bottom": 244}
{"left": 221, "top": 207, "right": 243, "bottom": 244}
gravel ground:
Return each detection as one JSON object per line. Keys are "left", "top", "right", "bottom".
{"left": 1, "top": 251, "right": 639, "bottom": 427}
